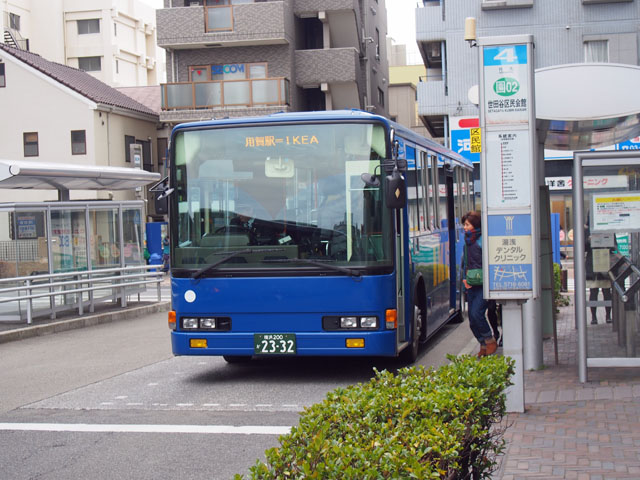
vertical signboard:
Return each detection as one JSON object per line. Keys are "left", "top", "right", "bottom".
{"left": 479, "top": 36, "right": 538, "bottom": 300}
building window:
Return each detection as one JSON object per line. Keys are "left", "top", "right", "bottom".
{"left": 378, "top": 87, "right": 385, "bottom": 107}
{"left": 23, "top": 132, "right": 39, "bottom": 157}
{"left": 78, "top": 56, "right": 102, "bottom": 72}
{"left": 584, "top": 40, "right": 609, "bottom": 62}
{"left": 125, "top": 135, "right": 135, "bottom": 163}
{"left": 9, "top": 13, "right": 20, "bottom": 30}
{"left": 375, "top": 28, "right": 380, "bottom": 60}
{"left": 190, "top": 65, "right": 210, "bottom": 82}
{"left": 114, "top": 22, "right": 117, "bottom": 36}
{"left": 116, "top": 60, "right": 119, "bottom": 74}
{"left": 71, "top": 130, "right": 86, "bottom": 155}
{"left": 77, "top": 19, "right": 100, "bottom": 35}
{"left": 0, "top": 63, "right": 5, "bottom": 88}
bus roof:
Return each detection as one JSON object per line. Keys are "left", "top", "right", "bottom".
{"left": 172, "top": 109, "right": 472, "bottom": 169}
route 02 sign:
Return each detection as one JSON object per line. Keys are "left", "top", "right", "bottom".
{"left": 483, "top": 45, "right": 530, "bottom": 125}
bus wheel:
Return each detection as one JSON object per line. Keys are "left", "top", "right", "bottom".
{"left": 223, "top": 355, "right": 252, "bottom": 364}
{"left": 400, "top": 305, "right": 422, "bottom": 364}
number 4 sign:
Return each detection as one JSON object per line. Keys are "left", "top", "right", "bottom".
{"left": 482, "top": 45, "right": 530, "bottom": 125}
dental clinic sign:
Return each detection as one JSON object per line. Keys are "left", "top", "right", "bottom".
{"left": 483, "top": 45, "right": 530, "bottom": 125}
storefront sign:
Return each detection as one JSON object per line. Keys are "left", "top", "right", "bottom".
{"left": 211, "top": 64, "right": 245, "bottom": 75}
{"left": 450, "top": 116, "right": 480, "bottom": 163}
{"left": 545, "top": 175, "right": 628, "bottom": 190}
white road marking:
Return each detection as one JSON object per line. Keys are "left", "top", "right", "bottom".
{"left": 0, "top": 423, "right": 291, "bottom": 435}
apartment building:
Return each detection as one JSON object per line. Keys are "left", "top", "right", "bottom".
{"left": 2, "top": 0, "right": 163, "bottom": 87}
{"left": 415, "top": 0, "right": 640, "bottom": 229}
{"left": 387, "top": 41, "right": 429, "bottom": 138}
{"left": 156, "top": 0, "right": 389, "bottom": 125}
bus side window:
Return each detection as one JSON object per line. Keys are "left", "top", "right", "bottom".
{"left": 419, "top": 150, "right": 430, "bottom": 231}
{"left": 427, "top": 154, "right": 437, "bottom": 230}
{"left": 437, "top": 160, "right": 448, "bottom": 228}
{"left": 453, "top": 166, "right": 462, "bottom": 226}
{"left": 407, "top": 146, "right": 420, "bottom": 233}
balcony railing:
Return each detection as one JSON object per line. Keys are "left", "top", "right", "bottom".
{"left": 161, "top": 77, "right": 289, "bottom": 110}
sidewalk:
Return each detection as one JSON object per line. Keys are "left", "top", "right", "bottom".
{"left": 0, "top": 276, "right": 171, "bottom": 344}
{"left": 495, "top": 296, "right": 640, "bottom": 479}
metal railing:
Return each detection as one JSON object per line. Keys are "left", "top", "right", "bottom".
{"left": 608, "top": 255, "right": 640, "bottom": 356}
{"left": 0, "top": 265, "right": 165, "bottom": 325}
{"left": 161, "top": 77, "right": 289, "bottom": 110}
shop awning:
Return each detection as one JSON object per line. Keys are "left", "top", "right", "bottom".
{"left": 0, "top": 160, "right": 161, "bottom": 191}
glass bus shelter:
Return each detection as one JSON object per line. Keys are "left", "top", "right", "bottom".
{"left": 573, "top": 150, "right": 640, "bottom": 381}
{"left": 0, "top": 201, "right": 147, "bottom": 321}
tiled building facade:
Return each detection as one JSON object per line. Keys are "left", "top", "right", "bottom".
{"left": 157, "top": 0, "right": 389, "bottom": 125}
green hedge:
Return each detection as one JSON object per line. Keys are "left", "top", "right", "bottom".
{"left": 236, "top": 355, "right": 514, "bottom": 480}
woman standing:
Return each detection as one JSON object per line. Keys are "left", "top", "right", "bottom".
{"left": 462, "top": 211, "right": 498, "bottom": 357}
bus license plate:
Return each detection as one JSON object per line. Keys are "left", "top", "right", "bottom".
{"left": 254, "top": 333, "right": 296, "bottom": 355}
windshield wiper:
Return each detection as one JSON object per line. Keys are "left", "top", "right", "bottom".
{"left": 192, "top": 247, "right": 284, "bottom": 279}
{"left": 261, "top": 258, "right": 361, "bottom": 278}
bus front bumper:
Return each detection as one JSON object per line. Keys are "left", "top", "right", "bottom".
{"left": 171, "top": 330, "right": 398, "bottom": 357}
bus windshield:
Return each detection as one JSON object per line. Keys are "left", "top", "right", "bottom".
{"left": 171, "top": 121, "right": 393, "bottom": 276}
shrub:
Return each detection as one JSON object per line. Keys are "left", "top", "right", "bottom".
{"left": 553, "top": 263, "right": 571, "bottom": 313}
{"left": 236, "top": 355, "right": 514, "bottom": 480}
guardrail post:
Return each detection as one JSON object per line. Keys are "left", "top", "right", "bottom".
{"left": 89, "top": 271, "right": 95, "bottom": 313}
{"left": 77, "top": 274, "right": 83, "bottom": 316}
{"left": 120, "top": 269, "right": 127, "bottom": 308}
{"left": 157, "top": 269, "right": 162, "bottom": 302}
{"left": 26, "top": 279, "right": 33, "bottom": 325}
{"left": 49, "top": 278, "right": 56, "bottom": 320}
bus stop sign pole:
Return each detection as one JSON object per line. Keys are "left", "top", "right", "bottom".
{"left": 478, "top": 35, "right": 539, "bottom": 413}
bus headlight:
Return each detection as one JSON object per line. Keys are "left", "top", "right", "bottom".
{"left": 323, "top": 316, "right": 379, "bottom": 331}
{"left": 200, "top": 318, "right": 216, "bottom": 329}
{"left": 360, "top": 317, "right": 378, "bottom": 328}
{"left": 183, "top": 318, "right": 199, "bottom": 329}
{"left": 340, "top": 317, "right": 358, "bottom": 328}
{"left": 179, "top": 317, "right": 231, "bottom": 331}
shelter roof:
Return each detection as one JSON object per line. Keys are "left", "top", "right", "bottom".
{"left": 0, "top": 160, "right": 161, "bottom": 191}
{"left": 535, "top": 63, "right": 640, "bottom": 150}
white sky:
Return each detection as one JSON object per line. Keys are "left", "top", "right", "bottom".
{"left": 140, "top": 0, "right": 422, "bottom": 64}
{"left": 386, "top": 0, "right": 421, "bottom": 64}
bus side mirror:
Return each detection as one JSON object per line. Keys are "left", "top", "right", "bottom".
{"left": 385, "top": 167, "right": 407, "bottom": 209}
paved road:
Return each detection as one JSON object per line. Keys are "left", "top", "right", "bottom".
{"left": 0, "top": 310, "right": 474, "bottom": 480}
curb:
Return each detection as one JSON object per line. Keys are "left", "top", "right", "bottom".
{"left": 0, "top": 301, "right": 171, "bottom": 345}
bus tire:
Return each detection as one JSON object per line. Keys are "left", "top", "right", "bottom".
{"left": 223, "top": 355, "right": 252, "bottom": 364}
{"left": 400, "top": 305, "right": 422, "bottom": 364}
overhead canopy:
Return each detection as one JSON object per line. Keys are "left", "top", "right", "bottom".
{"left": 535, "top": 63, "right": 640, "bottom": 151}
{"left": 0, "top": 160, "right": 161, "bottom": 191}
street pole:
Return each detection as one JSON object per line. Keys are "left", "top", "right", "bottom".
{"left": 473, "top": 29, "right": 539, "bottom": 413}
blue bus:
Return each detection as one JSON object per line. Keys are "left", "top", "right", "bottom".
{"left": 166, "top": 110, "right": 474, "bottom": 363}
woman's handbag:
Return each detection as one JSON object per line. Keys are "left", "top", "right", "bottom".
{"left": 466, "top": 268, "right": 483, "bottom": 286}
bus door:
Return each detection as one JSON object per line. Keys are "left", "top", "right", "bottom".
{"left": 445, "top": 168, "right": 457, "bottom": 313}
